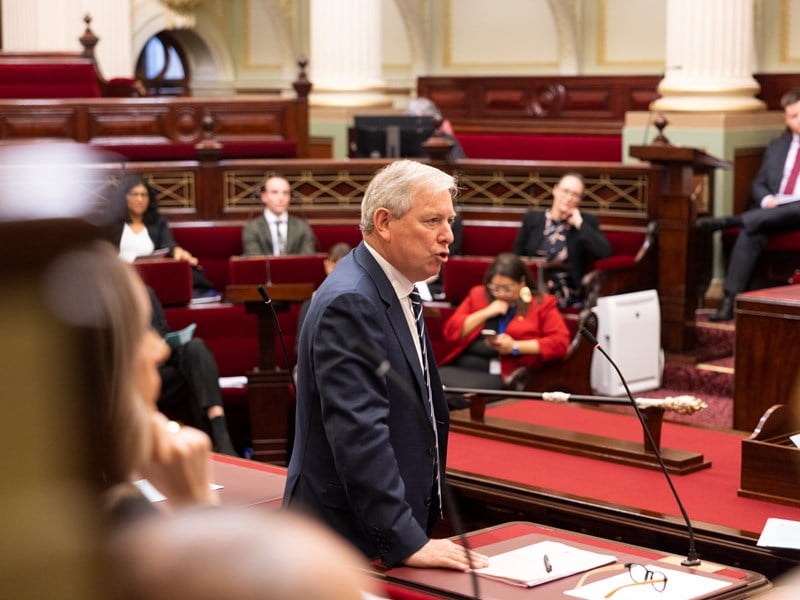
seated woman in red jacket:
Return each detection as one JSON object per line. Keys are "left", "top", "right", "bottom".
{"left": 439, "top": 253, "right": 570, "bottom": 406}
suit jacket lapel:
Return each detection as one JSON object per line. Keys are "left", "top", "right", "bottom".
{"left": 354, "top": 244, "right": 429, "bottom": 406}
{"left": 257, "top": 218, "right": 273, "bottom": 254}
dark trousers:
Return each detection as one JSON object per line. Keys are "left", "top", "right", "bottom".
{"left": 158, "top": 338, "right": 222, "bottom": 430}
{"left": 724, "top": 203, "right": 800, "bottom": 295}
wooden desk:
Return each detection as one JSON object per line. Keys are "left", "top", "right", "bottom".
{"left": 225, "top": 283, "right": 313, "bottom": 465}
{"left": 734, "top": 284, "right": 800, "bottom": 431}
{"left": 444, "top": 401, "right": 800, "bottom": 580}
{"left": 382, "top": 522, "right": 769, "bottom": 599}
{"left": 210, "top": 454, "right": 286, "bottom": 509}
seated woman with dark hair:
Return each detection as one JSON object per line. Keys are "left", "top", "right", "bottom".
{"left": 108, "top": 173, "right": 216, "bottom": 296}
{"left": 438, "top": 253, "right": 570, "bottom": 405}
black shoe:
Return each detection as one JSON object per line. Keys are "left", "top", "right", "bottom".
{"left": 709, "top": 295, "right": 734, "bottom": 322}
{"left": 209, "top": 415, "right": 238, "bottom": 456}
{"left": 696, "top": 216, "right": 740, "bottom": 232}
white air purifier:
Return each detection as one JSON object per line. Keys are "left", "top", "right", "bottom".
{"left": 590, "top": 289, "right": 664, "bottom": 397}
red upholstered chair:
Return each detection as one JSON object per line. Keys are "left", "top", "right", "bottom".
{"left": 722, "top": 227, "right": 800, "bottom": 289}
{"left": 172, "top": 223, "right": 243, "bottom": 290}
{"left": 268, "top": 254, "right": 327, "bottom": 287}
{"left": 585, "top": 220, "right": 658, "bottom": 298}
{"left": 441, "top": 256, "right": 543, "bottom": 305}
{"left": 311, "top": 223, "right": 363, "bottom": 252}
{"left": 459, "top": 222, "right": 518, "bottom": 256}
{"left": 229, "top": 256, "right": 269, "bottom": 285}
{"left": 165, "top": 303, "right": 260, "bottom": 449}
{"left": 441, "top": 256, "right": 493, "bottom": 305}
{"left": 228, "top": 254, "right": 328, "bottom": 288}
{"left": 0, "top": 62, "right": 102, "bottom": 98}
{"left": 134, "top": 259, "right": 193, "bottom": 307}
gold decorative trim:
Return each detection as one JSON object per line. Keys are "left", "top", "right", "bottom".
{"left": 596, "top": 0, "right": 664, "bottom": 68}
{"left": 145, "top": 172, "right": 196, "bottom": 210}
{"left": 219, "top": 166, "right": 649, "bottom": 215}
{"left": 443, "top": 0, "right": 559, "bottom": 69}
{"left": 779, "top": 0, "right": 800, "bottom": 63}
{"left": 452, "top": 169, "right": 649, "bottom": 214}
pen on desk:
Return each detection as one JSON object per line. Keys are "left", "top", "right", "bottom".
{"left": 543, "top": 553, "right": 552, "bottom": 573}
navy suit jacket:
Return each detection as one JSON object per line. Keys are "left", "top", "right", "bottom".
{"left": 284, "top": 242, "right": 449, "bottom": 567}
{"left": 750, "top": 133, "right": 791, "bottom": 205}
{"left": 743, "top": 134, "right": 800, "bottom": 234}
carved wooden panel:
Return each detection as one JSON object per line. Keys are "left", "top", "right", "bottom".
{"left": 0, "top": 106, "right": 80, "bottom": 140}
{"left": 419, "top": 75, "right": 661, "bottom": 125}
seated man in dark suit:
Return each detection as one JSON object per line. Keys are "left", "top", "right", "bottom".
{"left": 241, "top": 174, "right": 318, "bottom": 256}
{"left": 698, "top": 88, "right": 800, "bottom": 321}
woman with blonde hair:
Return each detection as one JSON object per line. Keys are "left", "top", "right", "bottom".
{"left": 47, "top": 242, "right": 215, "bottom": 522}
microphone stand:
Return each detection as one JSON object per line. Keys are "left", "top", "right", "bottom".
{"left": 256, "top": 284, "right": 296, "bottom": 398}
{"left": 580, "top": 327, "right": 701, "bottom": 567}
{"left": 355, "top": 342, "right": 482, "bottom": 600}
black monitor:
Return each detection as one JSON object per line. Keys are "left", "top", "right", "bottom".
{"left": 351, "top": 115, "right": 437, "bottom": 158}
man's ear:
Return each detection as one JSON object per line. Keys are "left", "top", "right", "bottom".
{"left": 373, "top": 207, "right": 392, "bottom": 239}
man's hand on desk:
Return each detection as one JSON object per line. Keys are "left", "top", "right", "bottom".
{"left": 404, "top": 538, "right": 490, "bottom": 571}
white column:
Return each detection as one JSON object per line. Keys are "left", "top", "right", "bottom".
{"left": 1, "top": 0, "right": 40, "bottom": 48}
{"left": 652, "top": 0, "right": 764, "bottom": 112}
{"left": 0, "top": 0, "right": 133, "bottom": 78}
{"left": 309, "top": 0, "right": 389, "bottom": 106}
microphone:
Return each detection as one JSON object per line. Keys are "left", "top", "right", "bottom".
{"left": 350, "top": 340, "right": 482, "bottom": 600}
{"left": 579, "top": 327, "right": 701, "bottom": 567}
{"left": 256, "top": 284, "right": 296, "bottom": 398}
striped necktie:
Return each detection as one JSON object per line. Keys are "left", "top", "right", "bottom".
{"left": 274, "top": 219, "right": 287, "bottom": 255}
{"left": 409, "top": 286, "right": 442, "bottom": 516}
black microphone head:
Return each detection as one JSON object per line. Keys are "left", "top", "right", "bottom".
{"left": 579, "top": 326, "right": 598, "bottom": 346}
{"left": 256, "top": 284, "right": 271, "bottom": 304}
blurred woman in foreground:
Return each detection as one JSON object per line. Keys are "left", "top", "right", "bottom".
{"left": 48, "top": 242, "right": 215, "bottom": 522}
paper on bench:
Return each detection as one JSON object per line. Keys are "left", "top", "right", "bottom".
{"left": 218, "top": 376, "right": 248, "bottom": 388}
{"left": 757, "top": 517, "right": 800, "bottom": 550}
{"left": 471, "top": 540, "right": 615, "bottom": 588}
{"left": 133, "top": 479, "right": 223, "bottom": 503}
{"left": 164, "top": 323, "right": 196, "bottom": 350}
{"left": 563, "top": 564, "right": 733, "bottom": 599}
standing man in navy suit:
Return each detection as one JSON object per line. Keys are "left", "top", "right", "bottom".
{"left": 241, "top": 174, "right": 317, "bottom": 256}
{"left": 698, "top": 89, "right": 800, "bottom": 321}
{"left": 284, "top": 160, "right": 489, "bottom": 570}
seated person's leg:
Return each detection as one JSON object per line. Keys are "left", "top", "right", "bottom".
{"left": 713, "top": 229, "right": 769, "bottom": 321}
{"left": 171, "top": 339, "right": 237, "bottom": 455}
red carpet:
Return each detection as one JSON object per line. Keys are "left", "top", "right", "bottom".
{"left": 446, "top": 401, "right": 800, "bottom": 535}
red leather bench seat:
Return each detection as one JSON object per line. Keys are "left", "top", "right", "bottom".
{"left": 173, "top": 223, "right": 243, "bottom": 290}
{"left": 0, "top": 63, "right": 101, "bottom": 98}
{"left": 311, "top": 223, "right": 363, "bottom": 252}
{"left": 460, "top": 222, "right": 518, "bottom": 256}
{"left": 456, "top": 132, "right": 622, "bottom": 162}
{"left": 134, "top": 259, "right": 193, "bottom": 307}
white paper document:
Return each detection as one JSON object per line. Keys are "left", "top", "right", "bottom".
{"left": 133, "top": 479, "right": 223, "bottom": 503}
{"left": 774, "top": 194, "right": 800, "bottom": 206}
{"left": 471, "top": 540, "right": 615, "bottom": 588}
{"left": 563, "top": 564, "right": 732, "bottom": 600}
{"left": 164, "top": 323, "right": 197, "bottom": 350}
{"left": 757, "top": 517, "right": 800, "bottom": 550}
{"left": 218, "top": 375, "right": 248, "bottom": 388}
